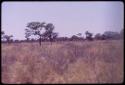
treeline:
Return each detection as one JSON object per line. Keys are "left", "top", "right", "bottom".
{"left": 1, "top": 21, "right": 124, "bottom": 46}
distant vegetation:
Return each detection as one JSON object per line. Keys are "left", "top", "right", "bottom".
{"left": 1, "top": 31, "right": 13, "bottom": 43}
{"left": 1, "top": 22, "right": 124, "bottom": 45}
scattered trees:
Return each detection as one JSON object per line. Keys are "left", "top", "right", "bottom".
{"left": 94, "top": 29, "right": 124, "bottom": 40}
{"left": 2, "top": 23, "right": 123, "bottom": 44}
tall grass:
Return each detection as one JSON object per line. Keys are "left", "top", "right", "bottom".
{"left": 2, "top": 40, "right": 124, "bottom": 84}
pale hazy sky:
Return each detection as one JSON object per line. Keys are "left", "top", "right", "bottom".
{"left": 2, "top": 1, "right": 124, "bottom": 40}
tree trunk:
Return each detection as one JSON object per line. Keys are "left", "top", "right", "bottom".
{"left": 39, "top": 36, "right": 42, "bottom": 46}
{"left": 49, "top": 35, "right": 52, "bottom": 45}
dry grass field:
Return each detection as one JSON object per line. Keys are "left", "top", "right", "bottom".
{"left": 1, "top": 40, "right": 124, "bottom": 84}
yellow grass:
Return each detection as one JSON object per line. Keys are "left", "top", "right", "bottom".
{"left": 2, "top": 40, "right": 124, "bottom": 84}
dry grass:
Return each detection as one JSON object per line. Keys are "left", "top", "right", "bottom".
{"left": 1, "top": 40, "right": 124, "bottom": 84}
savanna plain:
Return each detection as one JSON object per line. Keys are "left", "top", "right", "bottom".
{"left": 2, "top": 40, "right": 124, "bottom": 84}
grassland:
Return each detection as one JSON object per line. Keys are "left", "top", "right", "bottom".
{"left": 1, "top": 40, "right": 124, "bottom": 84}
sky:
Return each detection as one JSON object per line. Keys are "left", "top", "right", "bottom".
{"left": 2, "top": 1, "right": 124, "bottom": 40}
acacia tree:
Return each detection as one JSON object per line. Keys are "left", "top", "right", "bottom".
{"left": 43, "top": 23, "right": 58, "bottom": 43}
{"left": 25, "top": 22, "right": 58, "bottom": 45}
{"left": 25, "top": 22, "right": 46, "bottom": 46}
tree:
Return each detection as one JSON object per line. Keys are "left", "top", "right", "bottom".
{"left": 95, "top": 33, "right": 101, "bottom": 40}
{"left": 25, "top": 29, "right": 31, "bottom": 41}
{"left": 71, "top": 35, "right": 78, "bottom": 41}
{"left": 25, "top": 22, "right": 46, "bottom": 46}
{"left": 1, "top": 31, "right": 13, "bottom": 43}
{"left": 14, "top": 39, "right": 20, "bottom": 43}
{"left": 94, "top": 33, "right": 106, "bottom": 40}
{"left": 25, "top": 22, "right": 58, "bottom": 45}
{"left": 103, "top": 31, "right": 121, "bottom": 40}
{"left": 85, "top": 31, "right": 93, "bottom": 41}
{"left": 76, "top": 33, "right": 84, "bottom": 41}
{"left": 71, "top": 35, "right": 81, "bottom": 41}
{"left": 56, "top": 37, "right": 69, "bottom": 41}
{"left": 4, "top": 35, "right": 13, "bottom": 43}
{"left": 95, "top": 33, "right": 108, "bottom": 40}
{"left": 43, "top": 23, "right": 57, "bottom": 43}
{"left": 51, "top": 32, "right": 58, "bottom": 42}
